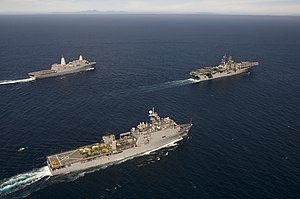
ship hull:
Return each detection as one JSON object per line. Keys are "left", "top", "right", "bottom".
{"left": 48, "top": 124, "right": 191, "bottom": 176}
{"left": 29, "top": 62, "right": 96, "bottom": 79}
{"left": 190, "top": 68, "right": 250, "bottom": 82}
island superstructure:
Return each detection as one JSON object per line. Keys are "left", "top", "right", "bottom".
{"left": 46, "top": 108, "right": 192, "bottom": 176}
{"left": 190, "top": 55, "right": 258, "bottom": 81}
{"left": 28, "top": 55, "right": 96, "bottom": 79}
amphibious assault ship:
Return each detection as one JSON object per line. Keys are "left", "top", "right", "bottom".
{"left": 46, "top": 108, "right": 192, "bottom": 176}
{"left": 190, "top": 55, "right": 258, "bottom": 81}
{"left": 28, "top": 55, "right": 96, "bottom": 79}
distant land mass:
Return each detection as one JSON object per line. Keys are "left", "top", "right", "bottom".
{"left": 0, "top": 10, "right": 218, "bottom": 15}
{"left": 53, "top": 10, "right": 130, "bottom": 14}
{"left": 0, "top": 10, "right": 299, "bottom": 16}
{"left": 50, "top": 10, "right": 218, "bottom": 15}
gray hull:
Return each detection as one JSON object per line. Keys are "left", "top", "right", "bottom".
{"left": 30, "top": 63, "right": 95, "bottom": 79}
{"left": 190, "top": 55, "right": 258, "bottom": 82}
{"left": 192, "top": 68, "right": 250, "bottom": 82}
{"left": 47, "top": 124, "right": 191, "bottom": 176}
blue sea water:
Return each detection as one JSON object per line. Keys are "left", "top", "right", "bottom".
{"left": 0, "top": 14, "right": 300, "bottom": 198}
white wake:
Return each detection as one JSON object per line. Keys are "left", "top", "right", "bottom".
{"left": 0, "top": 138, "right": 183, "bottom": 197}
{"left": 0, "top": 166, "right": 51, "bottom": 197}
{"left": 142, "top": 137, "right": 182, "bottom": 155}
{"left": 138, "top": 78, "right": 200, "bottom": 93}
{"left": 162, "top": 78, "right": 200, "bottom": 87}
{"left": 0, "top": 77, "right": 35, "bottom": 85}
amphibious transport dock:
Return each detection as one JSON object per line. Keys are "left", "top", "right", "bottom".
{"left": 190, "top": 55, "right": 258, "bottom": 81}
{"left": 28, "top": 55, "right": 96, "bottom": 79}
{"left": 46, "top": 109, "right": 192, "bottom": 176}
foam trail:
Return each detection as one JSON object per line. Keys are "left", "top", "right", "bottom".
{"left": 0, "top": 77, "right": 35, "bottom": 85}
{"left": 0, "top": 166, "right": 51, "bottom": 197}
{"left": 138, "top": 78, "right": 200, "bottom": 93}
{"left": 17, "top": 147, "right": 25, "bottom": 152}
{"left": 143, "top": 137, "right": 182, "bottom": 155}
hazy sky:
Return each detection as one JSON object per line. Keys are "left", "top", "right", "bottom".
{"left": 0, "top": 0, "right": 299, "bottom": 15}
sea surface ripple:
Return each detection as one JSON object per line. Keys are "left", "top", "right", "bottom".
{"left": 0, "top": 15, "right": 299, "bottom": 199}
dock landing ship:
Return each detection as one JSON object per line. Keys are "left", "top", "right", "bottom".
{"left": 190, "top": 55, "right": 258, "bottom": 81}
{"left": 28, "top": 55, "right": 96, "bottom": 79}
{"left": 46, "top": 109, "right": 192, "bottom": 176}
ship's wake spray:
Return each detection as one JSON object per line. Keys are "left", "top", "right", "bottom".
{"left": 138, "top": 78, "right": 200, "bottom": 93}
{"left": 102, "top": 78, "right": 199, "bottom": 102}
{"left": 0, "top": 77, "right": 35, "bottom": 85}
{"left": 0, "top": 76, "right": 198, "bottom": 89}
{"left": 0, "top": 166, "right": 51, "bottom": 197}
{"left": 0, "top": 138, "right": 182, "bottom": 198}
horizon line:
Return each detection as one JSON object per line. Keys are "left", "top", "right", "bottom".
{"left": 0, "top": 12, "right": 299, "bottom": 17}
{"left": 0, "top": 10, "right": 299, "bottom": 17}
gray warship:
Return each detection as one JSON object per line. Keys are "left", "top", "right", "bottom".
{"left": 28, "top": 55, "right": 96, "bottom": 79}
{"left": 46, "top": 108, "right": 192, "bottom": 176}
{"left": 190, "top": 55, "right": 258, "bottom": 81}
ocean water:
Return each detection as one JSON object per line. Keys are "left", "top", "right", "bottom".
{"left": 0, "top": 14, "right": 300, "bottom": 198}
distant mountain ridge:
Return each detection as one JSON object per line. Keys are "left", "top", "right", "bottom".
{"left": 0, "top": 10, "right": 299, "bottom": 16}
{"left": 50, "top": 10, "right": 217, "bottom": 15}
{"left": 51, "top": 10, "right": 130, "bottom": 14}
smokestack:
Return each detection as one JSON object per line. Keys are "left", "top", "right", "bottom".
{"left": 61, "top": 56, "right": 66, "bottom": 65}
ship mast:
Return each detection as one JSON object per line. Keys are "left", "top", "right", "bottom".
{"left": 149, "top": 108, "right": 160, "bottom": 125}
{"left": 221, "top": 55, "right": 227, "bottom": 71}
{"left": 61, "top": 56, "right": 66, "bottom": 65}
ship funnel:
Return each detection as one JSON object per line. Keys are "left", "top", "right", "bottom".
{"left": 79, "top": 55, "right": 83, "bottom": 61}
{"left": 61, "top": 56, "right": 66, "bottom": 65}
